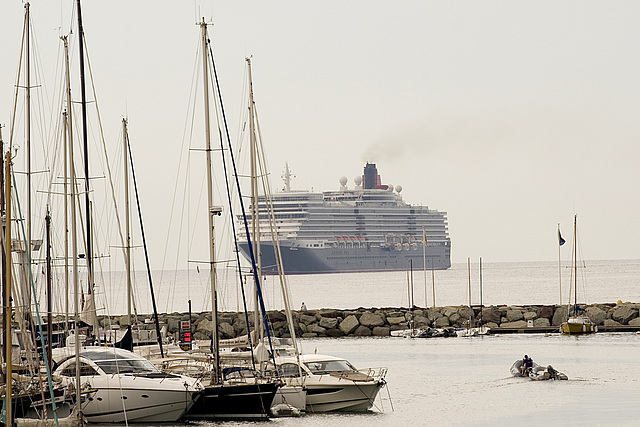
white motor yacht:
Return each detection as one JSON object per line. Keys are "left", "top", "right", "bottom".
{"left": 53, "top": 347, "right": 202, "bottom": 423}
{"left": 275, "top": 354, "right": 386, "bottom": 412}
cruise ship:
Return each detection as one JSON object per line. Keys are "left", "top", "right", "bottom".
{"left": 238, "top": 163, "right": 451, "bottom": 274}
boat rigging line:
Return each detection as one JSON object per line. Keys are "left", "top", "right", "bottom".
{"left": 205, "top": 36, "right": 277, "bottom": 370}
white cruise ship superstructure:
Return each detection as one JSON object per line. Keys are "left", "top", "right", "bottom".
{"left": 238, "top": 163, "right": 451, "bottom": 274}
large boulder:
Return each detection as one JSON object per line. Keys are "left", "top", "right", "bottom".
{"left": 167, "top": 317, "right": 181, "bottom": 333}
{"left": 523, "top": 311, "right": 537, "bottom": 321}
{"left": 449, "top": 313, "right": 461, "bottom": 325}
{"left": 603, "top": 318, "right": 621, "bottom": 327}
{"left": 218, "top": 322, "right": 234, "bottom": 339}
{"left": 434, "top": 316, "right": 450, "bottom": 328}
{"left": 506, "top": 309, "right": 524, "bottom": 322}
{"left": 385, "top": 311, "right": 405, "bottom": 318}
{"left": 538, "top": 306, "right": 555, "bottom": 320}
{"left": 319, "top": 316, "right": 338, "bottom": 329}
{"left": 299, "top": 314, "right": 317, "bottom": 325}
{"left": 628, "top": 317, "right": 640, "bottom": 327}
{"left": 308, "top": 324, "right": 327, "bottom": 335}
{"left": 612, "top": 306, "right": 639, "bottom": 324}
{"left": 193, "top": 331, "right": 209, "bottom": 341}
{"left": 197, "top": 318, "right": 214, "bottom": 335}
{"left": 413, "top": 315, "right": 430, "bottom": 328}
{"left": 481, "top": 307, "right": 501, "bottom": 324}
{"left": 359, "top": 312, "right": 384, "bottom": 328}
{"left": 426, "top": 309, "right": 443, "bottom": 322}
{"left": 533, "top": 318, "right": 550, "bottom": 327}
{"left": 500, "top": 320, "right": 528, "bottom": 329}
{"left": 443, "top": 308, "right": 458, "bottom": 318}
{"left": 325, "top": 328, "right": 344, "bottom": 337}
{"left": 458, "top": 307, "right": 474, "bottom": 320}
{"left": 233, "top": 318, "right": 248, "bottom": 334}
{"left": 372, "top": 326, "right": 390, "bottom": 336}
{"left": 552, "top": 306, "right": 568, "bottom": 326}
{"left": 586, "top": 306, "right": 607, "bottom": 325}
{"left": 353, "top": 325, "right": 372, "bottom": 336}
{"left": 318, "top": 310, "right": 342, "bottom": 318}
{"left": 339, "top": 315, "right": 360, "bottom": 335}
{"left": 387, "top": 316, "right": 406, "bottom": 326}
{"left": 268, "top": 311, "right": 287, "bottom": 322}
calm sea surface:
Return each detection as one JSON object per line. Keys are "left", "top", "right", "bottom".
{"left": 102, "top": 259, "right": 640, "bottom": 315}
{"left": 89, "top": 260, "right": 640, "bottom": 426}
{"left": 98, "top": 334, "right": 640, "bottom": 427}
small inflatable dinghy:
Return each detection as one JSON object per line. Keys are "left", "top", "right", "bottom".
{"left": 528, "top": 364, "right": 568, "bottom": 381}
{"left": 510, "top": 359, "right": 568, "bottom": 380}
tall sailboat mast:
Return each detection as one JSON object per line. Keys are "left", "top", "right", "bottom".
{"left": 62, "top": 29, "right": 82, "bottom": 412}
{"left": 25, "top": 2, "right": 32, "bottom": 261}
{"left": 4, "top": 151, "right": 13, "bottom": 426}
{"left": 123, "top": 119, "right": 132, "bottom": 332}
{"left": 200, "top": 18, "right": 220, "bottom": 384}
{"left": 76, "top": 0, "right": 94, "bottom": 311}
{"left": 573, "top": 215, "right": 577, "bottom": 311}
{"left": 422, "top": 226, "right": 427, "bottom": 307}
{"left": 247, "top": 58, "right": 264, "bottom": 347}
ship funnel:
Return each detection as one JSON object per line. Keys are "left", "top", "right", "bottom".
{"left": 363, "top": 163, "right": 378, "bottom": 189}
{"left": 363, "top": 163, "right": 388, "bottom": 190}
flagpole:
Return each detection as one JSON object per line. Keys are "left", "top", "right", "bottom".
{"left": 558, "top": 223, "right": 562, "bottom": 306}
{"left": 431, "top": 259, "right": 436, "bottom": 309}
{"left": 422, "top": 226, "right": 427, "bottom": 307}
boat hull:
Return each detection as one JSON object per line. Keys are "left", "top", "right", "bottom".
{"left": 184, "top": 382, "right": 279, "bottom": 420}
{"left": 560, "top": 321, "right": 597, "bottom": 335}
{"left": 81, "top": 381, "right": 198, "bottom": 423}
{"left": 305, "top": 381, "right": 384, "bottom": 412}
{"left": 271, "top": 385, "right": 306, "bottom": 413}
{"left": 238, "top": 241, "right": 450, "bottom": 274}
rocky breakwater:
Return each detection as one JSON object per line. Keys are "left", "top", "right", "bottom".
{"left": 99, "top": 302, "right": 640, "bottom": 339}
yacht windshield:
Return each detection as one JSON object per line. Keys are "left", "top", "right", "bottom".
{"left": 81, "top": 349, "right": 159, "bottom": 374}
{"left": 95, "top": 359, "right": 158, "bottom": 374}
{"left": 305, "top": 360, "right": 357, "bottom": 375}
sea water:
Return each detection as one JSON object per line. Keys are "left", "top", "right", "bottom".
{"left": 93, "top": 334, "right": 640, "bottom": 426}
{"left": 105, "top": 259, "right": 640, "bottom": 315}
{"left": 285, "top": 333, "right": 640, "bottom": 427}
{"left": 89, "top": 260, "right": 640, "bottom": 426}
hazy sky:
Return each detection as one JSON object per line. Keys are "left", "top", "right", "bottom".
{"left": 1, "top": 1, "right": 639, "bottom": 272}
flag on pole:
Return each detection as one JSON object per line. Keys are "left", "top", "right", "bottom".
{"left": 422, "top": 227, "right": 427, "bottom": 246}
{"left": 558, "top": 229, "right": 566, "bottom": 246}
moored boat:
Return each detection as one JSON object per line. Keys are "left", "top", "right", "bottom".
{"left": 274, "top": 354, "right": 386, "bottom": 413}
{"left": 561, "top": 215, "right": 597, "bottom": 335}
{"left": 53, "top": 347, "right": 202, "bottom": 423}
{"left": 184, "top": 380, "right": 279, "bottom": 421}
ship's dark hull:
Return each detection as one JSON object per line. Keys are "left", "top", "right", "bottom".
{"left": 239, "top": 241, "right": 451, "bottom": 274}
{"left": 184, "top": 382, "right": 279, "bottom": 421}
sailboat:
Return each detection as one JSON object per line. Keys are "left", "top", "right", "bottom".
{"left": 560, "top": 215, "right": 597, "bottom": 335}
{"left": 231, "top": 57, "right": 387, "bottom": 414}
{"left": 456, "top": 258, "right": 489, "bottom": 337}
{"left": 180, "top": 19, "right": 279, "bottom": 421}
{"left": 240, "top": 57, "right": 306, "bottom": 415}
{"left": 1, "top": 5, "right": 82, "bottom": 426}
{"left": 389, "top": 262, "right": 423, "bottom": 338}
{"left": 48, "top": 1, "right": 203, "bottom": 423}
